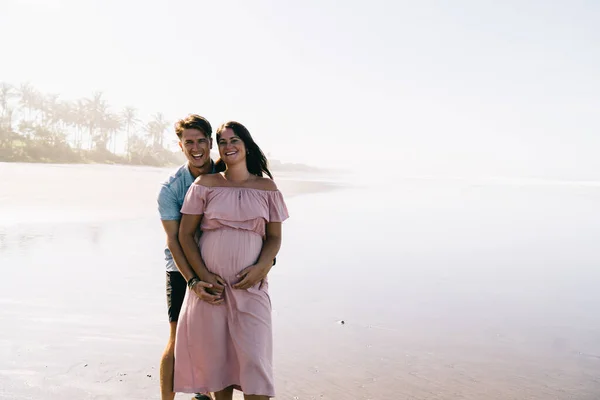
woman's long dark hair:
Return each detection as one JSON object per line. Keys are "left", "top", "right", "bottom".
{"left": 214, "top": 121, "right": 274, "bottom": 179}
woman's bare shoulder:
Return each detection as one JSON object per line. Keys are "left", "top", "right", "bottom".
{"left": 251, "top": 176, "right": 278, "bottom": 191}
{"left": 193, "top": 173, "right": 223, "bottom": 187}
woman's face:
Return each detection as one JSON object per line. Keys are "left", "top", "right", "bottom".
{"left": 218, "top": 127, "right": 247, "bottom": 166}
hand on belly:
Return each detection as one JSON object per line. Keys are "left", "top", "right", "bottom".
{"left": 232, "top": 263, "right": 271, "bottom": 290}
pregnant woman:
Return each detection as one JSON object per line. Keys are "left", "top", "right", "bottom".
{"left": 174, "top": 121, "right": 289, "bottom": 400}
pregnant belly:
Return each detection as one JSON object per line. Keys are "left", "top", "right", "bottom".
{"left": 199, "top": 227, "right": 263, "bottom": 282}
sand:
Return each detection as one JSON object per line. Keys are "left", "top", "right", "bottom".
{"left": 1, "top": 163, "right": 600, "bottom": 399}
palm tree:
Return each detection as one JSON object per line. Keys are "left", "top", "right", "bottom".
{"left": 145, "top": 112, "right": 170, "bottom": 150}
{"left": 0, "top": 83, "right": 15, "bottom": 119}
{"left": 72, "top": 100, "right": 87, "bottom": 149}
{"left": 40, "top": 93, "right": 61, "bottom": 144}
{"left": 121, "top": 106, "right": 140, "bottom": 159}
{"left": 53, "top": 100, "right": 76, "bottom": 144}
{"left": 0, "top": 83, "right": 18, "bottom": 137}
{"left": 19, "top": 82, "right": 38, "bottom": 123}
{"left": 84, "top": 91, "right": 108, "bottom": 150}
{"left": 102, "top": 112, "right": 122, "bottom": 153}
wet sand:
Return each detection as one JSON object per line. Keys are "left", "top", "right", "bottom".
{"left": 1, "top": 163, "right": 600, "bottom": 399}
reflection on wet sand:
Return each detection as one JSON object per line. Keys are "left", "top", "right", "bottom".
{"left": 2, "top": 163, "right": 600, "bottom": 399}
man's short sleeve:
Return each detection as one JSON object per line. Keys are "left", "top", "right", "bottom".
{"left": 157, "top": 185, "right": 181, "bottom": 220}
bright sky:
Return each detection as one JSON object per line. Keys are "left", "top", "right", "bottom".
{"left": 1, "top": 0, "right": 599, "bottom": 178}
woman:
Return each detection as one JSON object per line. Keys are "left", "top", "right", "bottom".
{"left": 174, "top": 121, "right": 289, "bottom": 400}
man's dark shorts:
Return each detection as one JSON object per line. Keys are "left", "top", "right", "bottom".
{"left": 166, "top": 271, "right": 186, "bottom": 322}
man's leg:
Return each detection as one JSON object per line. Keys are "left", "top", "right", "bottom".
{"left": 161, "top": 271, "right": 186, "bottom": 400}
{"left": 160, "top": 321, "right": 178, "bottom": 400}
{"left": 162, "top": 271, "right": 213, "bottom": 400}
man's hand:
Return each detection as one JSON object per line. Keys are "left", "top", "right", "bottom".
{"left": 233, "top": 263, "right": 271, "bottom": 290}
{"left": 190, "top": 280, "right": 224, "bottom": 305}
{"left": 199, "top": 271, "right": 227, "bottom": 297}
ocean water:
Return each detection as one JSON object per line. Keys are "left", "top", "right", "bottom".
{"left": 1, "top": 162, "right": 600, "bottom": 399}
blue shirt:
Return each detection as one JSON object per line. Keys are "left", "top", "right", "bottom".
{"left": 157, "top": 163, "right": 215, "bottom": 272}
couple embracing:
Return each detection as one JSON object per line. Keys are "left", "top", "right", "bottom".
{"left": 157, "top": 115, "right": 289, "bottom": 400}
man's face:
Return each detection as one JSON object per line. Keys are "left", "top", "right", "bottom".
{"left": 179, "top": 128, "right": 212, "bottom": 170}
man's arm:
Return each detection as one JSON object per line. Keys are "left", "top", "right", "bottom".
{"left": 157, "top": 185, "right": 195, "bottom": 281}
{"left": 163, "top": 218, "right": 223, "bottom": 304}
{"left": 158, "top": 184, "right": 222, "bottom": 303}
{"left": 161, "top": 219, "right": 196, "bottom": 282}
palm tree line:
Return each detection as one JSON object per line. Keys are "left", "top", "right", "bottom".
{"left": 0, "top": 81, "right": 181, "bottom": 165}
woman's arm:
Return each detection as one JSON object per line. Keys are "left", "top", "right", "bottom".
{"left": 233, "top": 222, "right": 282, "bottom": 290}
{"left": 179, "top": 213, "right": 226, "bottom": 292}
{"left": 256, "top": 222, "right": 282, "bottom": 268}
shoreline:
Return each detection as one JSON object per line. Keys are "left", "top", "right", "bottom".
{"left": 0, "top": 162, "right": 344, "bottom": 229}
{"left": 0, "top": 158, "right": 332, "bottom": 176}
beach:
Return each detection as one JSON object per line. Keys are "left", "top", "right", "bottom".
{"left": 1, "top": 162, "right": 600, "bottom": 399}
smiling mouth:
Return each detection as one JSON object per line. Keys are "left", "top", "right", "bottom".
{"left": 191, "top": 152, "right": 204, "bottom": 160}
{"left": 225, "top": 151, "right": 238, "bottom": 156}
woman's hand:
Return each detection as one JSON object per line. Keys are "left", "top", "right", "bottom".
{"left": 233, "top": 263, "right": 272, "bottom": 290}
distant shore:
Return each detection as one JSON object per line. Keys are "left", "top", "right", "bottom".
{"left": 0, "top": 152, "right": 177, "bottom": 168}
{"left": 0, "top": 136, "right": 183, "bottom": 167}
{"left": 0, "top": 151, "right": 333, "bottom": 175}
{"left": 0, "top": 81, "right": 333, "bottom": 175}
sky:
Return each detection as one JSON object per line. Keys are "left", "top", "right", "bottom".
{"left": 1, "top": 0, "right": 599, "bottom": 178}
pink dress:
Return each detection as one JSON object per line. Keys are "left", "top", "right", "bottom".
{"left": 174, "top": 184, "right": 289, "bottom": 397}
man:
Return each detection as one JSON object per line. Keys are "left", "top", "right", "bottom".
{"left": 157, "top": 114, "right": 220, "bottom": 400}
